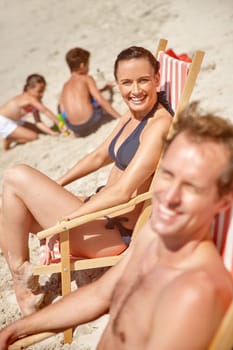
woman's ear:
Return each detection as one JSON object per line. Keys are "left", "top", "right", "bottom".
{"left": 155, "top": 72, "right": 160, "bottom": 87}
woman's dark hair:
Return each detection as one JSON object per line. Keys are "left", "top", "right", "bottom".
{"left": 114, "top": 46, "right": 160, "bottom": 79}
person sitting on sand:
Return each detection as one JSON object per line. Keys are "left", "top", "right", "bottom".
{"left": 0, "top": 74, "right": 61, "bottom": 151}
{"left": 58, "top": 47, "right": 122, "bottom": 136}
{"left": 0, "top": 46, "right": 174, "bottom": 315}
{"left": 0, "top": 111, "right": 232, "bottom": 350}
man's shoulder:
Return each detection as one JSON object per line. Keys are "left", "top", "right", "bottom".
{"left": 171, "top": 263, "right": 232, "bottom": 311}
{"left": 174, "top": 267, "right": 217, "bottom": 292}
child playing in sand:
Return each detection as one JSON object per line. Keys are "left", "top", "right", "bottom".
{"left": 58, "top": 47, "right": 121, "bottom": 136}
{"left": 0, "top": 74, "right": 61, "bottom": 150}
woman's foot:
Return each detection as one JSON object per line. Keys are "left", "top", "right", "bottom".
{"left": 12, "top": 261, "right": 44, "bottom": 315}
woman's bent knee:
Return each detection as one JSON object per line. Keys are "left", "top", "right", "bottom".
{"left": 2, "top": 164, "right": 33, "bottom": 189}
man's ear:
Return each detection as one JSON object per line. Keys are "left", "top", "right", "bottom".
{"left": 216, "top": 192, "right": 233, "bottom": 214}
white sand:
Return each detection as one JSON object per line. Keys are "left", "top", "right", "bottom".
{"left": 0, "top": 0, "right": 233, "bottom": 348}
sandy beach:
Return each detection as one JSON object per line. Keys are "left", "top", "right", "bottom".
{"left": 0, "top": 0, "right": 233, "bottom": 348}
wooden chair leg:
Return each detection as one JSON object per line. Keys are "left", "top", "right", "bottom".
{"left": 60, "top": 230, "right": 73, "bottom": 344}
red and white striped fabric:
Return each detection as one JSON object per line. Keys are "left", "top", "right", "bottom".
{"left": 40, "top": 240, "right": 80, "bottom": 264}
{"left": 157, "top": 51, "right": 191, "bottom": 111}
{"left": 40, "top": 240, "right": 61, "bottom": 264}
{"left": 211, "top": 205, "right": 233, "bottom": 276}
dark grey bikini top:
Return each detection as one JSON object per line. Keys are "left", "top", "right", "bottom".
{"left": 108, "top": 92, "right": 174, "bottom": 170}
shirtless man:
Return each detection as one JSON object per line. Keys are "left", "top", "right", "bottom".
{"left": 0, "top": 112, "right": 232, "bottom": 350}
{"left": 59, "top": 47, "right": 121, "bottom": 136}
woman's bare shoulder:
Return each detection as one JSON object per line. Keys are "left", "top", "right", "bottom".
{"left": 144, "top": 107, "right": 172, "bottom": 137}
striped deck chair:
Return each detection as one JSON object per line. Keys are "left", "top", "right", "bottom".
{"left": 211, "top": 205, "right": 233, "bottom": 277}
{"left": 19, "top": 38, "right": 204, "bottom": 345}
{"left": 155, "top": 38, "right": 203, "bottom": 120}
{"left": 207, "top": 204, "right": 233, "bottom": 350}
{"left": 157, "top": 48, "right": 190, "bottom": 113}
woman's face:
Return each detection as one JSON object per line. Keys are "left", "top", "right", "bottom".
{"left": 116, "top": 57, "right": 159, "bottom": 117}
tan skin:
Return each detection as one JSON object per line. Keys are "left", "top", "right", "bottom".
{"left": 0, "top": 57, "right": 172, "bottom": 315}
{"left": 0, "top": 133, "right": 232, "bottom": 350}
{"left": 59, "top": 61, "right": 121, "bottom": 124}
{"left": 0, "top": 83, "right": 59, "bottom": 150}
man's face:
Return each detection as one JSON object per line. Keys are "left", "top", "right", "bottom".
{"left": 150, "top": 132, "right": 229, "bottom": 242}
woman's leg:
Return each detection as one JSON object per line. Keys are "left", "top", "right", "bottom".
{"left": 1, "top": 164, "right": 82, "bottom": 267}
{"left": 0, "top": 163, "right": 82, "bottom": 314}
{"left": 70, "top": 219, "right": 127, "bottom": 258}
{"left": 0, "top": 163, "right": 127, "bottom": 313}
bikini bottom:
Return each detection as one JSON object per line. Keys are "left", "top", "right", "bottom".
{"left": 84, "top": 186, "right": 133, "bottom": 245}
{"left": 104, "top": 216, "right": 132, "bottom": 246}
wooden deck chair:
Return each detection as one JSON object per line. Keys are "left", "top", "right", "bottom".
{"left": 208, "top": 302, "right": 233, "bottom": 350}
{"left": 25, "top": 38, "right": 204, "bottom": 344}
{"left": 207, "top": 204, "right": 233, "bottom": 350}
{"left": 9, "top": 203, "right": 233, "bottom": 350}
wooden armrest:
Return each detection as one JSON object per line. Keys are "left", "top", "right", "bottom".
{"left": 8, "top": 332, "right": 55, "bottom": 350}
{"left": 37, "top": 191, "right": 152, "bottom": 240}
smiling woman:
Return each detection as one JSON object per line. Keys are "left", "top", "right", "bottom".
{"left": 0, "top": 46, "right": 174, "bottom": 316}
{"left": 114, "top": 46, "right": 173, "bottom": 117}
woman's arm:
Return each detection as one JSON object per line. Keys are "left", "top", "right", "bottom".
{"left": 57, "top": 115, "right": 130, "bottom": 186}
{"left": 87, "top": 75, "right": 121, "bottom": 119}
{"left": 64, "top": 112, "right": 172, "bottom": 220}
{"left": 57, "top": 147, "right": 112, "bottom": 186}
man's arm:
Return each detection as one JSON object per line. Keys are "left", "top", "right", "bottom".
{"left": 0, "top": 247, "right": 133, "bottom": 349}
